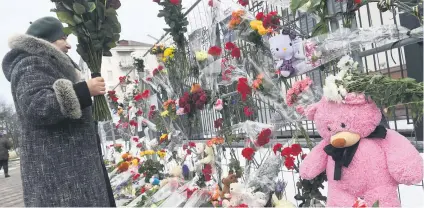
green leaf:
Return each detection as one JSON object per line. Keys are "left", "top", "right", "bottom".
{"left": 311, "top": 21, "right": 329, "bottom": 37}
{"left": 73, "top": 15, "right": 83, "bottom": 24}
{"left": 290, "top": 0, "right": 309, "bottom": 12}
{"left": 106, "top": 42, "right": 117, "bottom": 48}
{"left": 87, "top": 2, "right": 96, "bottom": 12}
{"left": 309, "top": 0, "right": 321, "bottom": 10}
{"left": 73, "top": 3, "right": 86, "bottom": 15}
{"left": 56, "top": 11, "right": 76, "bottom": 26}
{"left": 84, "top": 20, "right": 96, "bottom": 31}
{"left": 372, "top": 200, "right": 379, "bottom": 207}
{"left": 62, "top": 27, "right": 74, "bottom": 35}
{"left": 105, "top": 8, "right": 117, "bottom": 17}
{"left": 103, "top": 50, "right": 112, "bottom": 56}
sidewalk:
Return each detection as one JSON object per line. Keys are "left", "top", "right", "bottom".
{"left": 0, "top": 160, "right": 24, "bottom": 207}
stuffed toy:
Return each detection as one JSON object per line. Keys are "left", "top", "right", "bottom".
{"left": 272, "top": 193, "right": 296, "bottom": 208}
{"left": 221, "top": 174, "right": 239, "bottom": 199}
{"left": 300, "top": 93, "right": 423, "bottom": 207}
{"left": 269, "top": 29, "right": 304, "bottom": 78}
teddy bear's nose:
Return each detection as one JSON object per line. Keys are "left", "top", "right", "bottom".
{"left": 283, "top": 48, "right": 287, "bottom": 51}
{"left": 331, "top": 138, "right": 346, "bottom": 148}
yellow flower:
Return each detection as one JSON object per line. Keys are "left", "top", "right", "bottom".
{"left": 195, "top": 51, "right": 208, "bottom": 61}
{"left": 157, "top": 150, "right": 166, "bottom": 158}
{"left": 132, "top": 158, "right": 139, "bottom": 166}
{"left": 145, "top": 150, "right": 155, "bottom": 155}
{"left": 140, "top": 151, "right": 145, "bottom": 157}
{"left": 160, "top": 110, "right": 169, "bottom": 117}
{"left": 250, "top": 20, "right": 262, "bottom": 30}
{"left": 160, "top": 134, "right": 168, "bottom": 141}
{"left": 163, "top": 47, "right": 175, "bottom": 59}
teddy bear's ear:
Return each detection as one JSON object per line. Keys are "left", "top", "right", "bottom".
{"left": 305, "top": 103, "right": 319, "bottom": 121}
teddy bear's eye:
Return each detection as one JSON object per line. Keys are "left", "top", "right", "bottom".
{"left": 276, "top": 48, "right": 279, "bottom": 51}
{"left": 327, "top": 127, "right": 331, "bottom": 131}
{"left": 289, "top": 43, "right": 292, "bottom": 46}
{"left": 341, "top": 123, "right": 346, "bottom": 128}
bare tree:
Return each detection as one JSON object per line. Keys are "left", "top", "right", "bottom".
{"left": 0, "top": 100, "right": 21, "bottom": 152}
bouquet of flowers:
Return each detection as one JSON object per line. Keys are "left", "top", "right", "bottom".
{"left": 177, "top": 84, "right": 209, "bottom": 117}
{"left": 52, "top": 0, "right": 122, "bottom": 121}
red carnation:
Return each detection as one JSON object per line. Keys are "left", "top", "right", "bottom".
{"left": 183, "top": 144, "right": 188, "bottom": 150}
{"left": 111, "top": 96, "right": 119, "bottom": 102}
{"left": 130, "top": 120, "right": 138, "bottom": 127}
{"left": 153, "top": 68, "right": 159, "bottom": 75}
{"left": 256, "top": 128, "right": 271, "bottom": 147}
{"left": 134, "top": 80, "right": 139, "bottom": 84}
{"left": 133, "top": 137, "right": 139, "bottom": 142}
{"left": 136, "top": 143, "right": 143, "bottom": 148}
{"left": 241, "top": 147, "right": 255, "bottom": 160}
{"left": 281, "top": 147, "right": 292, "bottom": 157}
{"left": 136, "top": 109, "right": 143, "bottom": 116}
{"left": 273, "top": 143, "right": 283, "bottom": 154}
{"left": 214, "top": 118, "right": 224, "bottom": 129}
{"left": 236, "top": 204, "right": 249, "bottom": 208}
{"left": 237, "top": 77, "right": 251, "bottom": 101}
{"left": 208, "top": 0, "right": 213, "bottom": 7}
{"left": 133, "top": 173, "right": 141, "bottom": 181}
{"left": 169, "top": 0, "right": 180, "bottom": 5}
{"left": 256, "top": 12, "right": 264, "bottom": 20}
{"left": 284, "top": 156, "right": 295, "bottom": 170}
{"left": 231, "top": 47, "right": 241, "bottom": 58}
{"left": 225, "top": 42, "right": 236, "bottom": 50}
{"left": 238, "top": 0, "right": 249, "bottom": 6}
{"left": 186, "top": 149, "right": 192, "bottom": 155}
{"left": 301, "top": 153, "right": 307, "bottom": 160}
{"left": 108, "top": 90, "right": 116, "bottom": 95}
{"left": 202, "top": 164, "right": 213, "bottom": 181}
{"left": 244, "top": 106, "right": 253, "bottom": 117}
{"left": 354, "top": 0, "right": 362, "bottom": 4}
{"left": 146, "top": 77, "right": 152, "bottom": 81}
{"left": 208, "top": 46, "right": 222, "bottom": 56}
{"left": 291, "top": 144, "right": 302, "bottom": 156}
{"left": 134, "top": 93, "right": 143, "bottom": 101}
{"left": 140, "top": 187, "right": 146, "bottom": 194}
{"left": 189, "top": 142, "right": 196, "bottom": 148}
{"left": 141, "top": 90, "right": 150, "bottom": 99}
{"left": 157, "top": 65, "right": 164, "bottom": 71}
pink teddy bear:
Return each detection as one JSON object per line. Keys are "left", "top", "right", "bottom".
{"left": 300, "top": 93, "right": 423, "bottom": 207}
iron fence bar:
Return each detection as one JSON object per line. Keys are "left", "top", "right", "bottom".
{"left": 358, "top": 37, "right": 423, "bottom": 57}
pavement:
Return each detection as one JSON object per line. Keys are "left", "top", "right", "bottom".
{"left": 0, "top": 159, "right": 24, "bottom": 207}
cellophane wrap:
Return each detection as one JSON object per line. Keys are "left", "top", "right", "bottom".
{"left": 183, "top": 189, "right": 212, "bottom": 208}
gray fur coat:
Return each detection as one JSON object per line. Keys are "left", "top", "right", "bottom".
{"left": 2, "top": 34, "right": 111, "bottom": 207}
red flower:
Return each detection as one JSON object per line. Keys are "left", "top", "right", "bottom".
{"left": 208, "top": 0, "right": 213, "bottom": 7}
{"left": 140, "top": 187, "right": 146, "bottom": 194}
{"left": 146, "top": 77, "right": 152, "bottom": 81}
{"left": 237, "top": 77, "right": 251, "bottom": 101}
{"left": 208, "top": 46, "right": 222, "bottom": 56}
{"left": 291, "top": 144, "right": 302, "bottom": 156}
{"left": 108, "top": 90, "right": 116, "bottom": 95}
{"left": 134, "top": 80, "right": 139, "bottom": 84}
{"left": 134, "top": 93, "right": 143, "bottom": 101}
{"left": 130, "top": 120, "right": 138, "bottom": 127}
{"left": 153, "top": 68, "right": 159, "bottom": 75}
{"left": 225, "top": 42, "right": 236, "bottom": 50}
{"left": 231, "top": 47, "right": 241, "bottom": 58}
{"left": 189, "top": 142, "right": 196, "bottom": 148}
{"left": 133, "top": 173, "right": 141, "bottom": 181}
{"left": 119, "top": 76, "right": 126, "bottom": 83}
{"left": 301, "top": 153, "right": 307, "bottom": 160}
{"left": 243, "top": 106, "right": 253, "bottom": 117}
{"left": 256, "top": 12, "right": 264, "bottom": 20}
{"left": 236, "top": 204, "right": 249, "bottom": 208}
{"left": 157, "top": 65, "right": 164, "bottom": 71}
{"left": 238, "top": 0, "right": 249, "bottom": 6}
{"left": 284, "top": 156, "right": 295, "bottom": 170}
{"left": 214, "top": 118, "right": 224, "bottom": 129}
{"left": 186, "top": 149, "right": 192, "bottom": 155}
{"left": 136, "top": 143, "right": 143, "bottom": 148}
{"left": 281, "top": 147, "right": 292, "bottom": 157}
{"left": 354, "top": 0, "right": 361, "bottom": 4}
{"left": 183, "top": 144, "right": 188, "bottom": 150}
{"left": 136, "top": 109, "right": 143, "bottom": 116}
{"left": 256, "top": 128, "right": 271, "bottom": 147}
{"left": 111, "top": 96, "right": 119, "bottom": 102}
{"left": 141, "top": 90, "right": 150, "bottom": 99}
{"left": 273, "top": 143, "right": 283, "bottom": 154}
{"left": 186, "top": 188, "right": 198, "bottom": 199}
{"left": 202, "top": 164, "right": 213, "bottom": 181}
{"left": 169, "top": 0, "right": 180, "bottom": 5}
{"left": 241, "top": 147, "right": 255, "bottom": 160}
{"left": 133, "top": 137, "right": 139, "bottom": 142}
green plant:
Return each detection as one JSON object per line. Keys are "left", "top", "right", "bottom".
{"left": 155, "top": 0, "right": 189, "bottom": 48}
{"left": 138, "top": 159, "right": 165, "bottom": 183}
{"left": 51, "top": 0, "right": 122, "bottom": 121}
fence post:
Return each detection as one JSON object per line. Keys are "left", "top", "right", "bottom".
{"left": 399, "top": 12, "right": 423, "bottom": 141}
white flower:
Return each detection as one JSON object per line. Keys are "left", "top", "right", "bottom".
{"left": 352, "top": 62, "right": 359, "bottom": 70}
{"left": 336, "top": 69, "right": 348, "bottom": 80}
{"left": 337, "top": 55, "right": 354, "bottom": 70}
{"left": 323, "top": 81, "right": 343, "bottom": 103}
{"left": 131, "top": 51, "right": 143, "bottom": 60}
{"left": 338, "top": 86, "right": 348, "bottom": 96}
